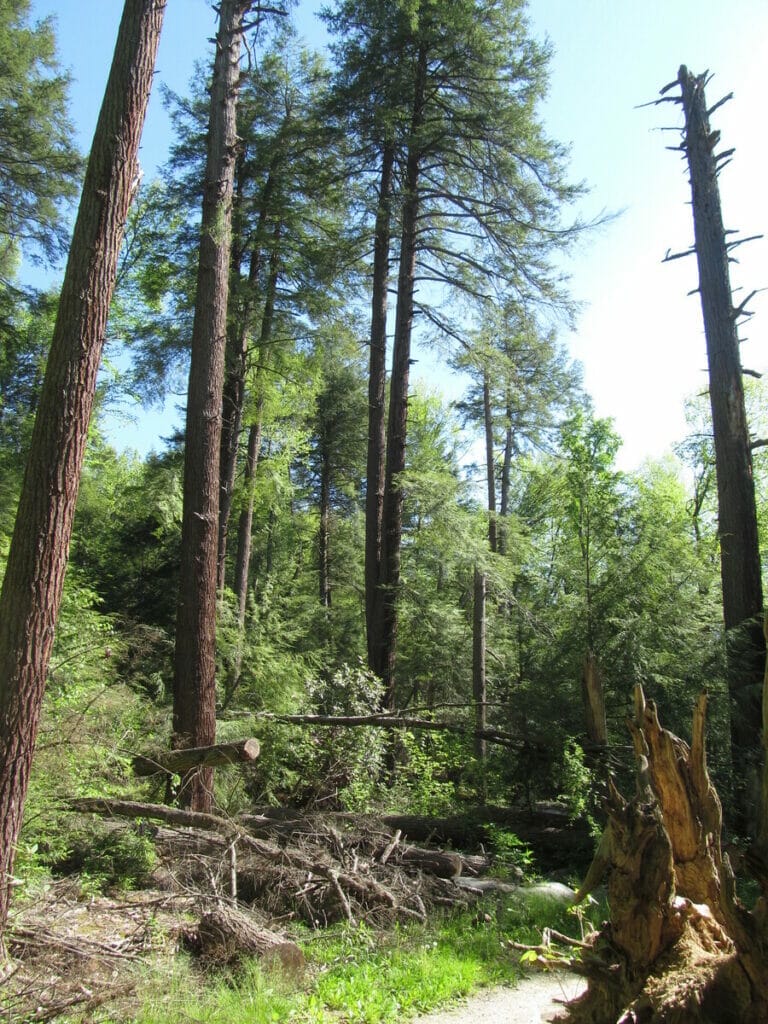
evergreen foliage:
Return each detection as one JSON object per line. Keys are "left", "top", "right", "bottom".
{"left": 0, "top": 0, "right": 81, "bottom": 277}
{"left": 0, "top": 0, "right": 760, "bottom": 948}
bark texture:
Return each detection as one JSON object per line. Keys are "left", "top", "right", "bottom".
{"left": 173, "top": 0, "right": 249, "bottom": 811}
{"left": 0, "top": 0, "right": 165, "bottom": 934}
{"left": 192, "top": 905, "right": 304, "bottom": 970}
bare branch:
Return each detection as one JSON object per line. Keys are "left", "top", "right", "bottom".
{"left": 663, "top": 246, "right": 697, "bottom": 263}
{"left": 707, "top": 92, "right": 733, "bottom": 117}
{"left": 726, "top": 234, "right": 764, "bottom": 252}
{"left": 731, "top": 289, "right": 758, "bottom": 320}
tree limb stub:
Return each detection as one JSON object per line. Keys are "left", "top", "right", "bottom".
{"left": 132, "top": 738, "right": 260, "bottom": 776}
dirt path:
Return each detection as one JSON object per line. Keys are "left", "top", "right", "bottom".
{"left": 413, "top": 972, "right": 586, "bottom": 1024}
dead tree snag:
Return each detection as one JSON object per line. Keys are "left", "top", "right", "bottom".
{"left": 659, "top": 67, "right": 764, "bottom": 829}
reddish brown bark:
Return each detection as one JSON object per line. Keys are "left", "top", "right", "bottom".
{"left": 0, "top": 0, "right": 165, "bottom": 933}
{"left": 173, "top": 0, "right": 250, "bottom": 812}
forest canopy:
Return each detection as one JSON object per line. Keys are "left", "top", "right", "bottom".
{"left": 1, "top": 1, "right": 768, "bottom": 1021}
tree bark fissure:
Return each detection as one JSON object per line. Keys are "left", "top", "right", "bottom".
{"left": 0, "top": 0, "right": 165, "bottom": 934}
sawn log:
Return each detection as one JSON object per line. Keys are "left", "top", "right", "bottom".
{"left": 132, "top": 738, "right": 260, "bottom": 776}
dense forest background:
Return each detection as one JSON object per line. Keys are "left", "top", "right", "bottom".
{"left": 1, "top": 0, "right": 767, "bottom": 896}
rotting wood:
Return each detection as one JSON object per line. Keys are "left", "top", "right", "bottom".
{"left": 559, "top": 685, "right": 768, "bottom": 1023}
{"left": 132, "top": 737, "right": 260, "bottom": 776}
{"left": 190, "top": 904, "right": 304, "bottom": 971}
{"left": 400, "top": 846, "right": 463, "bottom": 879}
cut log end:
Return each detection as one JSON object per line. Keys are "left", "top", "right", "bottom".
{"left": 132, "top": 738, "right": 261, "bottom": 777}
{"left": 189, "top": 905, "right": 305, "bottom": 973}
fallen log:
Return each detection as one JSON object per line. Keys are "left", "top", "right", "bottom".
{"left": 132, "top": 738, "right": 260, "bottom": 777}
{"left": 400, "top": 846, "right": 463, "bottom": 879}
{"left": 252, "top": 711, "right": 520, "bottom": 748}
{"left": 374, "top": 807, "right": 594, "bottom": 871}
{"left": 189, "top": 905, "right": 304, "bottom": 971}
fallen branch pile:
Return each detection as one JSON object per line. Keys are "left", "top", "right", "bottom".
{"left": 67, "top": 798, "right": 502, "bottom": 928}
{"left": 2, "top": 798, "right": 581, "bottom": 1020}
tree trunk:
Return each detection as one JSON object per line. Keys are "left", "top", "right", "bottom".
{"left": 319, "top": 445, "right": 332, "bottom": 607}
{"left": 580, "top": 650, "right": 607, "bottom": 749}
{"left": 365, "top": 141, "right": 395, "bottom": 670}
{"left": 566, "top": 686, "right": 768, "bottom": 1023}
{"left": 482, "top": 374, "right": 498, "bottom": 553}
{"left": 372, "top": 48, "right": 427, "bottom": 707}
{"left": 0, "top": 0, "right": 164, "bottom": 937}
{"left": 193, "top": 905, "right": 304, "bottom": 970}
{"left": 173, "top": 0, "right": 249, "bottom": 812}
{"left": 217, "top": 168, "right": 276, "bottom": 591}
{"left": 233, "top": 419, "right": 262, "bottom": 623}
{"left": 498, "top": 402, "right": 514, "bottom": 556}
{"left": 132, "top": 737, "right": 260, "bottom": 776}
{"left": 231, "top": 227, "right": 280, "bottom": 624}
{"left": 677, "top": 65, "right": 764, "bottom": 828}
{"left": 472, "top": 567, "right": 487, "bottom": 763}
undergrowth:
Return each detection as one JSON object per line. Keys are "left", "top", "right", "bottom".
{"left": 83, "top": 894, "right": 600, "bottom": 1024}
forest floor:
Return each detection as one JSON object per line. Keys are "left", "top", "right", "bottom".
{"left": 413, "top": 972, "right": 587, "bottom": 1024}
{"left": 1, "top": 805, "right": 593, "bottom": 1022}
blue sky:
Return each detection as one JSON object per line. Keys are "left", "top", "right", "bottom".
{"left": 27, "top": 0, "right": 768, "bottom": 469}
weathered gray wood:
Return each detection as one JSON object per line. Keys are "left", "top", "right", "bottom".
{"left": 401, "top": 846, "right": 463, "bottom": 879}
{"left": 132, "top": 738, "right": 260, "bottom": 776}
{"left": 193, "top": 905, "right": 304, "bottom": 971}
{"left": 677, "top": 65, "right": 764, "bottom": 827}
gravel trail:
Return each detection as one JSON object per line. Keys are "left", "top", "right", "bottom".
{"left": 413, "top": 973, "right": 586, "bottom": 1024}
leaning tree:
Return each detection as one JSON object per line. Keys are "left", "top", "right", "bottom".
{"left": 0, "top": 0, "right": 165, "bottom": 935}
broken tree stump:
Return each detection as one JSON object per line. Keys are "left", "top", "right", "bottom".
{"left": 132, "top": 738, "right": 260, "bottom": 777}
{"left": 562, "top": 685, "right": 768, "bottom": 1023}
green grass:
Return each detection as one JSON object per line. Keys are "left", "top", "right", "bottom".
{"left": 84, "top": 895, "right": 600, "bottom": 1024}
